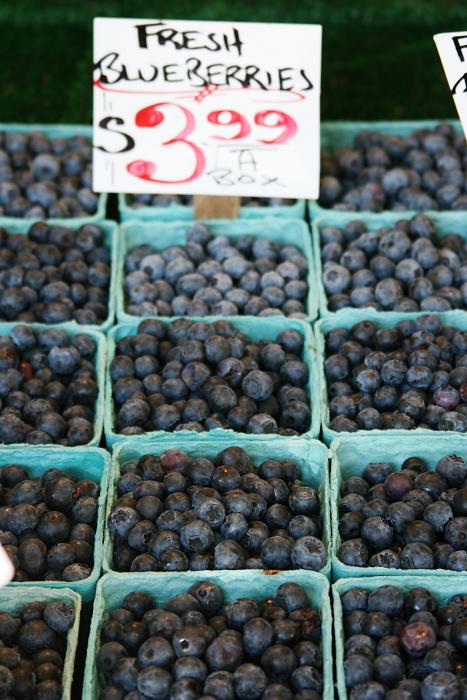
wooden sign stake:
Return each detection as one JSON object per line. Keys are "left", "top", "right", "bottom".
{"left": 194, "top": 195, "right": 241, "bottom": 220}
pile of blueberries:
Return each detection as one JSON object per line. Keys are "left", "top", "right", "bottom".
{"left": 338, "top": 454, "right": 467, "bottom": 571}
{"left": 0, "top": 221, "right": 110, "bottom": 325}
{"left": 0, "top": 598, "right": 76, "bottom": 700}
{"left": 319, "top": 123, "right": 467, "bottom": 211}
{"left": 0, "top": 463, "right": 100, "bottom": 582}
{"left": 128, "top": 195, "right": 192, "bottom": 208}
{"left": 321, "top": 215, "right": 467, "bottom": 312}
{"left": 110, "top": 319, "right": 310, "bottom": 436}
{"left": 0, "top": 325, "right": 98, "bottom": 445}
{"left": 340, "top": 584, "right": 467, "bottom": 700}
{"left": 124, "top": 223, "right": 309, "bottom": 318}
{"left": 108, "top": 446, "right": 325, "bottom": 573}
{"left": 97, "top": 581, "right": 323, "bottom": 700}
{"left": 324, "top": 314, "right": 467, "bottom": 432}
{"left": 127, "top": 194, "right": 296, "bottom": 209}
{"left": 0, "top": 131, "right": 97, "bottom": 219}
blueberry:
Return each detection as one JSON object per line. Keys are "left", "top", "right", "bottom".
{"left": 290, "top": 536, "right": 326, "bottom": 570}
{"left": 233, "top": 663, "right": 267, "bottom": 699}
{"left": 261, "top": 644, "right": 297, "bottom": 682}
{"left": 42, "top": 601, "right": 75, "bottom": 633}
{"left": 137, "top": 666, "right": 172, "bottom": 698}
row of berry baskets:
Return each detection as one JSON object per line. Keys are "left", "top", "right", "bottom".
{"left": 1, "top": 120, "right": 466, "bottom": 226}
{"left": 5, "top": 209, "right": 467, "bottom": 335}
{"left": 5, "top": 310, "right": 467, "bottom": 448}
{"left": 2, "top": 432, "right": 467, "bottom": 605}
{"left": 7, "top": 568, "right": 467, "bottom": 700}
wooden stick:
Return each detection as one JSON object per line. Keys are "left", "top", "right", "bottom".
{"left": 194, "top": 195, "right": 241, "bottom": 220}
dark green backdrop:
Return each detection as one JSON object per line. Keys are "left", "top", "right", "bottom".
{"left": 1, "top": 0, "right": 466, "bottom": 123}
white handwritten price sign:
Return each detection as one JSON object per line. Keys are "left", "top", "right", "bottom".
{"left": 93, "top": 18, "right": 322, "bottom": 198}
{"left": 434, "top": 32, "right": 467, "bottom": 137}
{"left": 0, "top": 544, "right": 13, "bottom": 588}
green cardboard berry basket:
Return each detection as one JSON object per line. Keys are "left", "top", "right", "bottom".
{"left": 102, "top": 436, "right": 331, "bottom": 578}
{"left": 309, "top": 119, "right": 462, "bottom": 220}
{"left": 118, "top": 192, "right": 305, "bottom": 221}
{"left": 312, "top": 210, "right": 467, "bottom": 318}
{"left": 0, "top": 585, "right": 81, "bottom": 700}
{"left": 330, "top": 433, "right": 467, "bottom": 580}
{"left": 0, "top": 321, "right": 106, "bottom": 447}
{"left": 333, "top": 575, "right": 467, "bottom": 700}
{"left": 0, "top": 218, "right": 119, "bottom": 332}
{"left": 316, "top": 309, "right": 467, "bottom": 445}
{"left": 2, "top": 445, "right": 110, "bottom": 602}
{"left": 0, "top": 123, "right": 107, "bottom": 226}
{"left": 84, "top": 569, "right": 333, "bottom": 700}
{"left": 104, "top": 316, "right": 320, "bottom": 447}
{"left": 117, "top": 218, "right": 317, "bottom": 323}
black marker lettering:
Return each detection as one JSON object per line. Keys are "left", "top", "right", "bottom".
{"left": 206, "top": 32, "right": 222, "bottom": 51}
{"left": 163, "top": 64, "right": 183, "bottom": 82}
{"left": 451, "top": 72, "right": 467, "bottom": 94}
{"left": 453, "top": 34, "right": 467, "bottom": 62}
{"left": 96, "top": 117, "right": 135, "bottom": 153}
{"left": 93, "top": 52, "right": 127, "bottom": 84}
{"left": 299, "top": 69, "right": 314, "bottom": 90}
{"left": 238, "top": 174, "right": 255, "bottom": 184}
{"left": 261, "top": 174, "right": 281, "bottom": 186}
{"left": 135, "top": 22, "right": 167, "bottom": 48}
{"left": 223, "top": 28, "right": 243, "bottom": 57}
{"left": 156, "top": 28, "right": 183, "bottom": 49}
{"left": 206, "top": 64, "right": 225, "bottom": 85}
{"left": 185, "top": 57, "right": 207, "bottom": 87}
{"left": 137, "top": 66, "right": 158, "bottom": 82}
{"left": 237, "top": 149, "right": 257, "bottom": 170}
{"left": 224, "top": 65, "right": 242, "bottom": 86}
{"left": 207, "top": 168, "right": 235, "bottom": 185}
{"left": 243, "top": 65, "right": 267, "bottom": 89}
{"left": 182, "top": 31, "right": 202, "bottom": 49}
{"left": 278, "top": 67, "right": 293, "bottom": 90}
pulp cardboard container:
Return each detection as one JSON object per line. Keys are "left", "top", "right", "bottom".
{"left": 119, "top": 193, "right": 306, "bottom": 221}
{"left": 84, "top": 570, "right": 333, "bottom": 700}
{"left": 330, "top": 433, "right": 467, "bottom": 580}
{"left": 0, "top": 219, "right": 119, "bottom": 332}
{"left": 312, "top": 211, "right": 467, "bottom": 318}
{"left": 105, "top": 317, "right": 320, "bottom": 447}
{"left": 309, "top": 119, "right": 462, "bottom": 220}
{"left": 315, "top": 309, "right": 467, "bottom": 444}
{"left": 333, "top": 575, "right": 467, "bottom": 700}
{"left": 117, "top": 218, "right": 317, "bottom": 323}
{"left": 102, "top": 436, "right": 331, "bottom": 577}
{"left": 2, "top": 446, "right": 110, "bottom": 601}
{"left": 0, "top": 585, "right": 81, "bottom": 700}
{"left": 0, "top": 322, "right": 106, "bottom": 447}
{"left": 0, "top": 123, "right": 107, "bottom": 225}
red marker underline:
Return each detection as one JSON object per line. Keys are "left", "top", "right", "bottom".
{"left": 93, "top": 79, "right": 306, "bottom": 103}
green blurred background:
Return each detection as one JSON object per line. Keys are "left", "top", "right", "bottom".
{"left": 1, "top": 0, "right": 466, "bottom": 123}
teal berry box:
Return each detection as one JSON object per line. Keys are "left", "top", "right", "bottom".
{"left": 102, "top": 435, "right": 331, "bottom": 578}
{"left": 84, "top": 570, "right": 333, "bottom": 700}
{"left": 116, "top": 218, "right": 317, "bottom": 323}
